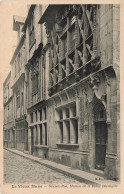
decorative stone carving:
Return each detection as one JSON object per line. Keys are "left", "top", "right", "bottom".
{"left": 72, "top": 5, "right": 79, "bottom": 15}
{"left": 90, "top": 75, "right": 100, "bottom": 89}
{"left": 58, "top": 83, "right": 63, "bottom": 91}
{"left": 74, "top": 72, "right": 80, "bottom": 82}
{"left": 89, "top": 75, "right": 100, "bottom": 100}
{"left": 66, "top": 77, "right": 71, "bottom": 86}
{"left": 45, "top": 22, "right": 51, "bottom": 46}
{"left": 48, "top": 89, "right": 53, "bottom": 97}
{"left": 55, "top": 23, "right": 62, "bottom": 33}
{"left": 104, "top": 71, "right": 111, "bottom": 86}
{"left": 67, "top": 88, "right": 76, "bottom": 101}
{"left": 53, "top": 95, "right": 61, "bottom": 107}
{"left": 83, "top": 67, "right": 88, "bottom": 76}
{"left": 60, "top": 92, "right": 68, "bottom": 104}
{"left": 53, "top": 85, "right": 56, "bottom": 92}
{"left": 101, "top": 94, "right": 107, "bottom": 102}
{"left": 91, "top": 57, "right": 101, "bottom": 71}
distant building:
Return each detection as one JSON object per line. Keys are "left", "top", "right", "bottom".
{"left": 10, "top": 15, "right": 28, "bottom": 151}
{"left": 3, "top": 72, "right": 14, "bottom": 148}
{"left": 3, "top": 4, "right": 120, "bottom": 181}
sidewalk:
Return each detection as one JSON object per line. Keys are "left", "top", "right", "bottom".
{"left": 4, "top": 148, "right": 117, "bottom": 186}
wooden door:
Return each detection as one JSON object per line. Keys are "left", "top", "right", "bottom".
{"left": 95, "top": 121, "right": 107, "bottom": 170}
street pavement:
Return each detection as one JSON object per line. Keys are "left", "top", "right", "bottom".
{"left": 4, "top": 149, "right": 81, "bottom": 184}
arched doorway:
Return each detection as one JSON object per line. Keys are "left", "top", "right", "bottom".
{"left": 92, "top": 95, "right": 107, "bottom": 171}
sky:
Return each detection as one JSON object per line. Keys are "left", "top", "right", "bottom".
{"left": 0, "top": 0, "right": 28, "bottom": 127}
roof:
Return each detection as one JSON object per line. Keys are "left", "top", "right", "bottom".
{"left": 13, "top": 15, "right": 25, "bottom": 31}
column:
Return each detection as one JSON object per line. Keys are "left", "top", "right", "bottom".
{"left": 33, "top": 112, "right": 36, "bottom": 123}
{"left": 33, "top": 126, "right": 36, "bottom": 145}
{"left": 70, "top": 120, "right": 76, "bottom": 144}
{"left": 28, "top": 127, "right": 32, "bottom": 154}
{"left": 105, "top": 83, "right": 111, "bottom": 154}
{"left": 37, "top": 125, "right": 40, "bottom": 145}
{"left": 76, "top": 95, "right": 79, "bottom": 117}
{"left": 15, "top": 127, "right": 17, "bottom": 149}
{"left": 42, "top": 124, "right": 45, "bottom": 145}
{"left": 24, "top": 81, "right": 26, "bottom": 113}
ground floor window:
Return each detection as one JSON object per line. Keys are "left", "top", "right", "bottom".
{"left": 30, "top": 107, "right": 47, "bottom": 146}
{"left": 56, "top": 102, "right": 78, "bottom": 144}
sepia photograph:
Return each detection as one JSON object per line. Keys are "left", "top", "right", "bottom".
{"left": 0, "top": 1, "right": 121, "bottom": 193}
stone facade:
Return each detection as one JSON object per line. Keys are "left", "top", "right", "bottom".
{"left": 3, "top": 4, "right": 120, "bottom": 181}
{"left": 3, "top": 72, "right": 14, "bottom": 148}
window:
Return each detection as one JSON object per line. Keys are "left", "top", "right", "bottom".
{"left": 16, "top": 91, "right": 20, "bottom": 108}
{"left": 21, "top": 92, "right": 23, "bottom": 106}
{"left": 56, "top": 102, "right": 78, "bottom": 145}
{"left": 32, "top": 72, "right": 38, "bottom": 95}
{"left": 35, "top": 111, "right": 37, "bottom": 122}
{"left": 17, "top": 53, "right": 21, "bottom": 73}
{"left": 48, "top": 5, "right": 97, "bottom": 92}
{"left": 43, "top": 107, "right": 47, "bottom": 120}
{"left": 62, "top": 35, "right": 67, "bottom": 57}
{"left": 7, "top": 84, "right": 9, "bottom": 99}
{"left": 39, "top": 110, "right": 42, "bottom": 121}
{"left": 58, "top": 122, "right": 63, "bottom": 143}
{"left": 29, "top": 11, "right": 35, "bottom": 49}
{"left": 30, "top": 113, "right": 33, "bottom": 123}
{"left": 40, "top": 124, "right": 42, "bottom": 145}
{"left": 69, "top": 25, "right": 75, "bottom": 53}
{"left": 30, "top": 107, "right": 47, "bottom": 146}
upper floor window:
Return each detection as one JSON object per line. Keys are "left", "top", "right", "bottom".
{"left": 31, "top": 72, "right": 38, "bottom": 95}
{"left": 16, "top": 91, "right": 20, "bottom": 109}
{"left": 17, "top": 52, "right": 21, "bottom": 73}
{"left": 21, "top": 92, "right": 23, "bottom": 106}
{"left": 48, "top": 5, "right": 98, "bottom": 93}
{"left": 7, "top": 84, "right": 9, "bottom": 99}
{"left": 29, "top": 11, "right": 35, "bottom": 49}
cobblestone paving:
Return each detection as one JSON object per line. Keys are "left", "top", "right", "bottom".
{"left": 4, "top": 150, "right": 81, "bottom": 184}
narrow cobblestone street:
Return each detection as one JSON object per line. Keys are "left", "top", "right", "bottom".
{"left": 4, "top": 150, "right": 81, "bottom": 184}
